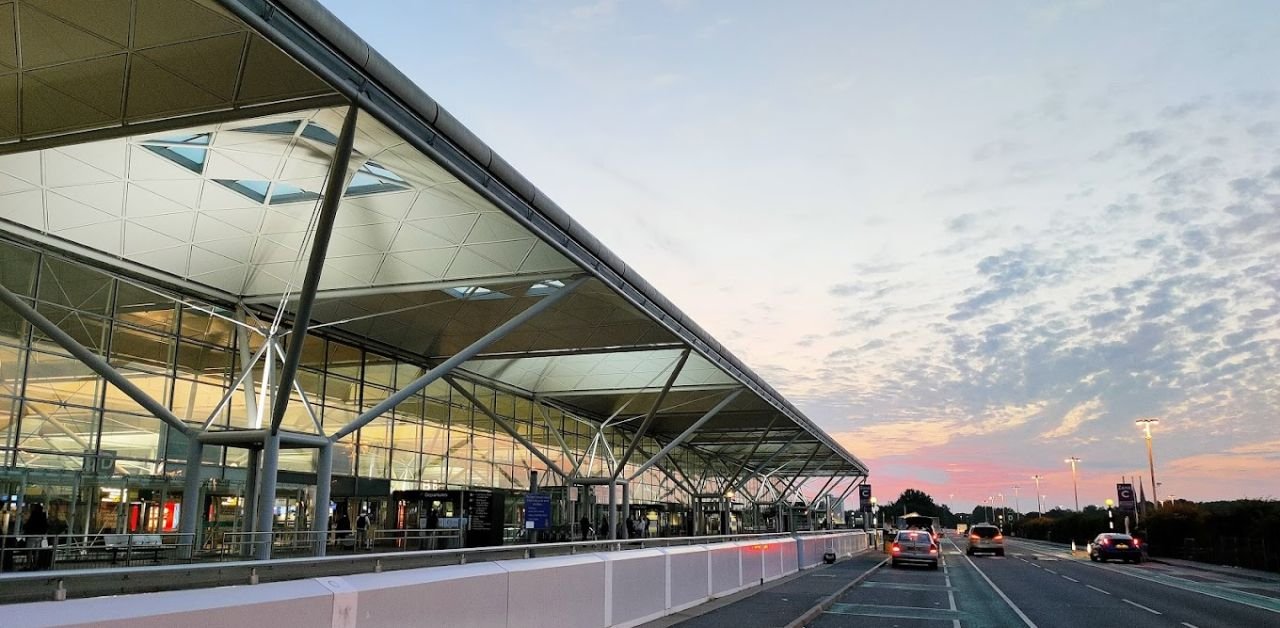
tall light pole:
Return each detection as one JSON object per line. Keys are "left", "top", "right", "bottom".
{"left": 1065, "top": 457, "right": 1081, "bottom": 511}
{"left": 1012, "top": 485, "right": 1020, "bottom": 519}
{"left": 1136, "top": 418, "right": 1160, "bottom": 507}
{"left": 1031, "top": 475, "right": 1044, "bottom": 514}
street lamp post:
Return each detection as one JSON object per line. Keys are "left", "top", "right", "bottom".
{"left": 1105, "top": 498, "right": 1115, "bottom": 530}
{"left": 1031, "top": 475, "right": 1044, "bottom": 514}
{"left": 1012, "top": 485, "right": 1020, "bottom": 520}
{"left": 1065, "top": 457, "right": 1081, "bottom": 511}
{"left": 1136, "top": 418, "right": 1160, "bottom": 507}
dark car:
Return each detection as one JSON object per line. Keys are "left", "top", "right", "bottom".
{"left": 966, "top": 524, "right": 1004, "bottom": 556}
{"left": 1089, "top": 533, "right": 1143, "bottom": 563}
{"left": 891, "top": 529, "right": 939, "bottom": 569}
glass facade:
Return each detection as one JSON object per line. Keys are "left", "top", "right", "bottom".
{"left": 0, "top": 238, "right": 741, "bottom": 541}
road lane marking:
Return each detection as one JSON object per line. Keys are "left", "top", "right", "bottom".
{"left": 1081, "top": 558, "right": 1280, "bottom": 614}
{"left": 1087, "top": 585, "right": 1112, "bottom": 595}
{"left": 1062, "top": 576, "right": 1079, "bottom": 583}
{"left": 1044, "top": 568, "right": 1057, "bottom": 574}
{"left": 1122, "top": 599, "right": 1162, "bottom": 615}
{"left": 1181, "top": 623, "right": 1199, "bottom": 628}
{"left": 952, "top": 540, "right": 1038, "bottom": 628}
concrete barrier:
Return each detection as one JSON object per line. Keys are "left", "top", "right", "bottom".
{"left": 7, "top": 532, "right": 874, "bottom": 628}
{"left": 660, "top": 544, "right": 710, "bottom": 614}
{"left": 19, "top": 579, "right": 337, "bottom": 628}
{"left": 341, "top": 562, "right": 509, "bottom": 628}
{"left": 500, "top": 554, "right": 606, "bottom": 628}
{"left": 599, "top": 548, "right": 667, "bottom": 628}
{"left": 706, "top": 541, "right": 745, "bottom": 597}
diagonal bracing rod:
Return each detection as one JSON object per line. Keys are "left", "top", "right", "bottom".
{"left": 271, "top": 106, "right": 359, "bottom": 434}
{"left": 731, "top": 429, "right": 804, "bottom": 493}
{"left": 446, "top": 377, "right": 568, "bottom": 479}
{"left": 330, "top": 276, "right": 587, "bottom": 442}
{"left": 627, "top": 388, "right": 744, "bottom": 481}
{"left": 0, "top": 282, "right": 194, "bottom": 437}
{"left": 611, "top": 349, "right": 690, "bottom": 480}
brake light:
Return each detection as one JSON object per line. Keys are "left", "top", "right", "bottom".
{"left": 1100, "top": 538, "right": 1110, "bottom": 546}
{"left": 1132, "top": 539, "right": 1141, "bottom": 547}
{"left": 994, "top": 534, "right": 1003, "bottom": 541}
{"left": 969, "top": 534, "right": 979, "bottom": 540}
{"left": 929, "top": 545, "right": 939, "bottom": 554}
{"left": 891, "top": 543, "right": 901, "bottom": 553}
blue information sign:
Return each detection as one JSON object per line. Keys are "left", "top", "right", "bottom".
{"left": 525, "top": 493, "right": 551, "bottom": 530}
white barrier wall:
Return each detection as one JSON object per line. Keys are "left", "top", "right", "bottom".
{"left": 12, "top": 532, "right": 875, "bottom": 628}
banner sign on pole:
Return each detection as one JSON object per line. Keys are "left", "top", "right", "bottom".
{"left": 1116, "top": 483, "right": 1136, "bottom": 513}
{"left": 859, "top": 485, "right": 873, "bottom": 511}
{"left": 525, "top": 493, "right": 551, "bottom": 530}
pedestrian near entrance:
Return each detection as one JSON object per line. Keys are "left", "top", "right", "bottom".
{"left": 579, "top": 515, "right": 592, "bottom": 541}
{"left": 356, "top": 511, "right": 371, "bottom": 549}
{"left": 24, "top": 504, "right": 51, "bottom": 570}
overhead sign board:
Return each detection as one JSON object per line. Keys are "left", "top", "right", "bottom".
{"left": 859, "top": 485, "right": 873, "bottom": 511}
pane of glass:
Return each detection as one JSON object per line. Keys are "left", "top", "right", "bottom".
{"left": 17, "top": 401, "right": 97, "bottom": 455}
{"left": 32, "top": 303, "right": 109, "bottom": 354}
{"left": 171, "top": 377, "right": 229, "bottom": 424}
{"left": 178, "top": 307, "right": 237, "bottom": 348}
{"left": 175, "top": 340, "right": 232, "bottom": 379}
{"left": 102, "top": 368, "right": 170, "bottom": 413}
{"left": 391, "top": 449, "right": 420, "bottom": 483}
{"left": 363, "top": 354, "right": 395, "bottom": 388}
{"left": 359, "top": 417, "right": 392, "bottom": 448}
{"left": 359, "top": 445, "right": 389, "bottom": 478}
{"left": 296, "top": 368, "right": 324, "bottom": 398}
{"left": 392, "top": 418, "right": 419, "bottom": 450}
{"left": 0, "top": 240, "right": 38, "bottom": 297}
{"left": 23, "top": 351, "right": 102, "bottom": 405}
{"left": 327, "top": 342, "right": 362, "bottom": 379}
{"left": 99, "top": 412, "right": 162, "bottom": 461}
{"left": 424, "top": 399, "right": 449, "bottom": 426}
{"left": 110, "top": 325, "right": 174, "bottom": 373}
{"left": 324, "top": 374, "right": 359, "bottom": 406}
{"left": 421, "top": 454, "right": 445, "bottom": 485}
{"left": 322, "top": 405, "right": 355, "bottom": 435}
{"left": 279, "top": 448, "right": 316, "bottom": 473}
{"left": 213, "top": 179, "right": 269, "bottom": 203}
{"left": 37, "top": 257, "right": 114, "bottom": 314}
{"left": 114, "top": 282, "right": 179, "bottom": 333}
{"left": 422, "top": 425, "right": 447, "bottom": 455}
{"left": 0, "top": 396, "right": 18, "bottom": 451}
{"left": 446, "top": 457, "right": 468, "bottom": 487}
{"left": 470, "top": 460, "right": 492, "bottom": 487}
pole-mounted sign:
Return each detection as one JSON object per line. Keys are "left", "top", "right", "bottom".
{"left": 859, "top": 485, "right": 873, "bottom": 511}
{"left": 1116, "top": 483, "right": 1136, "bottom": 513}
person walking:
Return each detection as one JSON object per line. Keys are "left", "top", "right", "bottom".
{"left": 355, "top": 511, "right": 371, "bottom": 550}
{"left": 24, "top": 504, "right": 50, "bottom": 570}
{"left": 579, "top": 515, "right": 592, "bottom": 541}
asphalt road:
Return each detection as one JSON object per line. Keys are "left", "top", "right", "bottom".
{"left": 806, "top": 534, "right": 1280, "bottom": 627}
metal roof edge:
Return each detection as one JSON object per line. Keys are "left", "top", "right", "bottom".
{"left": 219, "top": 0, "right": 867, "bottom": 475}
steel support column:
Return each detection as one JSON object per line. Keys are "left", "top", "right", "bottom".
{"left": 608, "top": 481, "right": 617, "bottom": 540}
{"left": 621, "top": 482, "right": 630, "bottom": 540}
{"left": 611, "top": 350, "right": 689, "bottom": 480}
{"left": 0, "top": 283, "right": 193, "bottom": 437}
{"left": 314, "top": 444, "right": 334, "bottom": 557}
{"left": 243, "top": 447, "right": 260, "bottom": 541}
{"left": 627, "top": 388, "right": 744, "bottom": 481}
{"left": 255, "top": 432, "right": 281, "bottom": 560}
{"left": 271, "top": 106, "right": 359, "bottom": 434}
{"left": 331, "top": 277, "right": 586, "bottom": 442}
{"left": 446, "top": 378, "right": 568, "bottom": 479}
{"left": 178, "top": 439, "right": 203, "bottom": 558}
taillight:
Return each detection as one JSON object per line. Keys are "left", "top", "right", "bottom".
{"left": 994, "top": 534, "right": 1003, "bottom": 541}
{"left": 929, "top": 545, "right": 939, "bottom": 554}
{"left": 891, "top": 543, "right": 901, "bottom": 553}
{"left": 969, "top": 534, "right": 979, "bottom": 540}
{"left": 1100, "top": 538, "right": 1110, "bottom": 546}
{"left": 1132, "top": 539, "right": 1141, "bottom": 547}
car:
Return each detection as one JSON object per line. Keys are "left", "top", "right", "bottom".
{"left": 966, "top": 524, "right": 1004, "bottom": 556}
{"left": 1089, "top": 533, "right": 1143, "bottom": 563}
{"left": 891, "top": 529, "right": 939, "bottom": 569}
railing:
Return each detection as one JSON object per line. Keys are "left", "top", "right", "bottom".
{"left": 0, "top": 533, "right": 195, "bottom": 573}
{"left": 0, "top": 530, "right": 876, "bottom": 604}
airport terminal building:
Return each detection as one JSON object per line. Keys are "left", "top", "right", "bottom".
{"left": 0, "top": 0, "right": 866, "bottom": 561}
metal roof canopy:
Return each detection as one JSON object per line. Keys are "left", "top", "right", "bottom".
{"left": 0, "top": 0, "right": 867, "bottom": 487}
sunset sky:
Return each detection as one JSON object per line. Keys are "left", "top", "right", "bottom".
{"left": 320, "top": 0, "right": 1280, "bottom": 509}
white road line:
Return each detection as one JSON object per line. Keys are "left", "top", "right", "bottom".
{"left": 1031, "top": 563, "right": 1042, "bottom": 569}
{"left": 1087, "top": 585, "right": 1112, "bottom": 595}
{"left": 1062, "top": 576, "right": 1079, "bottom": 583}
{"left": 951, "top": 540, "right": 1037, "bottom": 628}
{"left": 1122, "top": 599, "right": 1162, "bottom": 615}
{"left": 1044, "top": 569, "right": 1057, "bottom": 575}
{"left": 1181, "top": 623, "right": 1199, "bottom": 628}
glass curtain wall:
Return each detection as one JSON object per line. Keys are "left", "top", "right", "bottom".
{"left": 0, "top": 238, "right": 692, "bottom": 538}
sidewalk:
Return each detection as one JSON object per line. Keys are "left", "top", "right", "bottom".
{"left": 642, "top": 550, "right": 888, "bottom": 628}
{"left": 1145, "top": 555, "right": 1280, "bottom": 584}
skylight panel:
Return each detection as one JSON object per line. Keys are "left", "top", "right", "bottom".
{"left": 301, "top": 123, "right": 340, "bottom": 146}
{"left": 235, "top": 120, "right": 302, "bottom": 136}
{"left": 269, "top": 182, "right": 321, "bottom": 205}
{"left": 139, "top": 133, "right": 212, "bottom": 174}
{"left": 213, "top": 179, "right": 270, "bottom": 203}
{"left": 444, "top": 286, "right": 510, "bottom": 300}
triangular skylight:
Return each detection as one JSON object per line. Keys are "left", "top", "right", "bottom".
{"left": 140, "top": 133, "right": 211, "bottom": 174}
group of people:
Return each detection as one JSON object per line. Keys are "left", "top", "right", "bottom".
{"left": 1, "top": 503, "right": 53, "bottom": 572}
{"left": 577, "top": 514, "right": 652, "bottom": 540}
{"left": 330, "top": 508, "right": 374, "bottom": 549}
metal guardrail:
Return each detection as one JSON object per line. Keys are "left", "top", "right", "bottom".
{"left": 1, "top": 533, "right": 195, "bottom": 574}
{"left": 0, "top": 530, "right": 874, "bottom": 604}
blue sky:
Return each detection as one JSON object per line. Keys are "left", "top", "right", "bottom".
{"left": 320, "top": 0, "right": 1280, "bottom": 507}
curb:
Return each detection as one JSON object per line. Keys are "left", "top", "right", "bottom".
{"left": 782, "top": 553, "right": 889, "bottom": 628}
